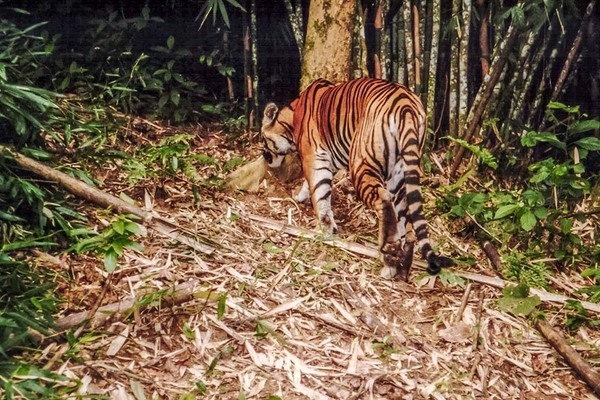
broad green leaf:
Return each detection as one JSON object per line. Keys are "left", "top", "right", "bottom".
{"left": 520, "top": 211, "right": 537, "bottom": 231}
{"left": 498, "top": 294, "right": 541, "bottom": 316}
{"left": 495, "top": 204, "right": 519, "bottom": 219}
{"left": 568, "top": 120, "right": 600, "bottom": 136}
{"left": 104, "top": 250, "right": 118, "bottom": 272}
{"left": 559, "top": 218, "right": 573, "bottom": 234}
{"left": 112, "top": 220, "right": 126, "bottom": 235}
{"left": 574, "top": 136, "right": 600, "bottom": 151}
{"left": 125, "top": 222, "right": 145, "bottom": 235}
{"left": 167, "top": 35, "right": 175, "bottom": 50}
{"left": 547, "top": 102, "right": 579, "bottom": 113}
{"left": 170, "top": 90, "right": 180, "bottom": 106}
{"left": 503, "top": 283, "right": 530, "bottom": 298}
{"left": 158, "top": 94, "right": 169, "bottom": 108}
{"left": 533, "top": 207, "right": 548, "bottom": 219}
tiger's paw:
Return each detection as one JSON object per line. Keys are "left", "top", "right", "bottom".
{"left": 426, "top": 255, "right": 454, "bottom": 275}
{"left": 381, "top": 240, "right": 414, "bottom": 282}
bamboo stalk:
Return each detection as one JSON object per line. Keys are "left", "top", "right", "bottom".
{"left": 395, "top": 4, "right": 407, "bottom": 84}
{"left": 412, "top": 1, "right": 422, "bottom": 95}
{"left": 403, "top": 0, "right": 415, "bottom": 89}
{"left": 458, "top": 0, "right": 471, "bottom": 136}
{"left": 374, "top": 0, "right": 384, "bottom": 79}
{"left": 508, "top": 30, "right": 537, "bottom": 124}
{"left": 426, "top": 0, "right": 440, "bottom": 117}
{"left": 548, "top": 0, "right": 596, "bottom": 104}
{"left": 529, "top": 11, "right": 563, "bottom": 127}
{"left": 477, "top": 0, "right": 490, "bottom": 76}
{"left": 250, "top": 0, "right": 258, "bottom": 127}
{"left": 448, "top": 0, "right": 461, "bottom": 137}
{"left": 450, "top": 23, "right": 519, "bottom": 176}
{"left": 283, "top": 0, "right": 304, "bottom": 63}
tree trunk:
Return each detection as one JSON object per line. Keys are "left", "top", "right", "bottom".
{"left": 301, "top": 0, "right": 361, "bottom": 89}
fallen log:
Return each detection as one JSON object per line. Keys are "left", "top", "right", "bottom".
{"left": 0, "top": 145, "right": 215, "bottom": 255}
{"left": 536, "top": 318, "right": 600, "bottom": 396}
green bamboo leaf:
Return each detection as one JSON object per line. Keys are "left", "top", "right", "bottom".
{"left": 217, "top": 292, "right": 227, "bottom": 320}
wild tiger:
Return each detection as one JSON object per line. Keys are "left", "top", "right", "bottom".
{"left": 261, "top": 77, "right": 453, "bottom": 281}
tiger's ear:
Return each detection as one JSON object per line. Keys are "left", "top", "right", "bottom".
{"left": 263, "top": 103, "right": 279, "bottom": 126}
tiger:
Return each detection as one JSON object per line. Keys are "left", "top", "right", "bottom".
{"left": 261, "top": 77, "right": 453, "bottom": 281}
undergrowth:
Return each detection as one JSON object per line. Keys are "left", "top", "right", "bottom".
{"left": 442, "top": 102, "right": 599, "bottom": 301}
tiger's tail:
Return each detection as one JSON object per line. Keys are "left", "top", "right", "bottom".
{"left": 399, "top": 110, "right": 453, "bottom": 275}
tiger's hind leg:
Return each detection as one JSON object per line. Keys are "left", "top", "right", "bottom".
{"left": 389, "top": 171, "right": 415, "bottom": 281}
{"left": 359, "top": 180, "right": 413, "bottom": 281}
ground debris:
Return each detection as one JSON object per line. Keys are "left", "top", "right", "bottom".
{"left": 45, "top": 125, "right": 599, "bottom": 400}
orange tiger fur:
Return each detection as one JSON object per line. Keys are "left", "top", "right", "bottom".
{"left": 262, "top": 77, "right": 453, "bottom": 281}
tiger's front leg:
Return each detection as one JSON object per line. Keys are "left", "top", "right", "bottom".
{"left": 304, "top": 151, "right": 337, "bottom": 233}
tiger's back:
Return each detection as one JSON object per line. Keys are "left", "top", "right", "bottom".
{"left": 262, "top": 78, "right": 452, "bottom": 281}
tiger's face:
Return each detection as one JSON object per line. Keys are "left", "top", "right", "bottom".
{"left": 261, "top": 103, "right": 295, "bottom": 168}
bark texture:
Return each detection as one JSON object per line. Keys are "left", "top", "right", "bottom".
{"left": 301, "top": 0, "right": 359, "bottom": 90}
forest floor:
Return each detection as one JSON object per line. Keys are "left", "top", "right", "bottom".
{"left": 35, "top": 119, "right": 599, "bottom": 400}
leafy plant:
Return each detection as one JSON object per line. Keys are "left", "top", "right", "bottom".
{"left": 0, "top": 251, "right": 71, "bottom": 399}
{"left": 564, "top": 300, "right": 599, "bottom": 331}
{"left": 71, "top": 214, "right": 145, "bottom": 272}
{"left": 497, "top": 283, "right": 541, "bottom": 317}
{"left": 196, "top": 0, "right": 246, "bottom": 29}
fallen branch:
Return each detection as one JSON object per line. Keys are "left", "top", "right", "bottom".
{"left": 1, "top": 145, "right": 215, "bottom": 255}
{"left": 535, "top": 318, "right": 600, "bottom": 396}
{"left": 56, "top": 280, "right": 216, "bottom": 330}
{"left": 481, "top": 240, "right": 600, "bottom": 395}
{"left": 247, "top": 213, "right": 600, "bottom": 313}
{"left": 246, "top": 213, "right": 379, "bottom": 259}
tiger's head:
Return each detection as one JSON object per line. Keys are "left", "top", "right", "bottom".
{"left": 261, "top": 102, "right": 295, "bottom": 168}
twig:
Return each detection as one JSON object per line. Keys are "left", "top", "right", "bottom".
{"left": 56, "top": 280, "right": 211, "bottom": 330}
{"left": 44, "top": 274, "right": 113, "bottom": 369}
{"left": 456, "top": 282, "right": 473, "bottom": 322}
{"left": 536, "top": 318, "right": 600, "bottom": 396}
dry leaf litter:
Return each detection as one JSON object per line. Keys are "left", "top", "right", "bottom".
{"left": 32, "top": 121, "right": 599, "bottom": 400}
